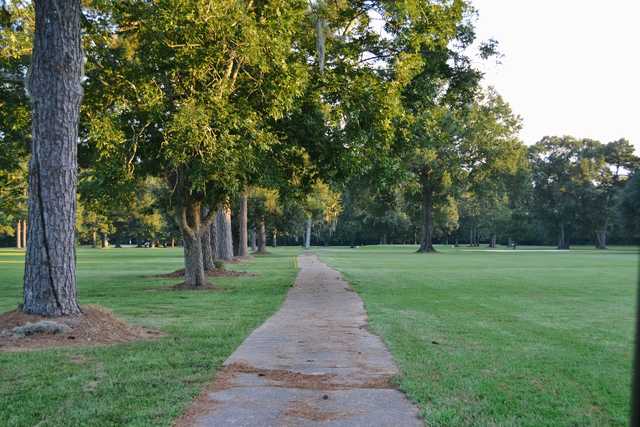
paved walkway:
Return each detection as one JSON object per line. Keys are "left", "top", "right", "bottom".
{"left": 183, "top": 253, "right": 422, "bottom": 426}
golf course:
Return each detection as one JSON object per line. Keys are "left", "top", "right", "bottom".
{"left": 1, "top": 246, "right": 636, "bottom": 426}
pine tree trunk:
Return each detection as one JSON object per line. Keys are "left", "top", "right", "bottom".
{"left": 23, "top": 0, "right": 83, "bottom": 316}
{"left": 257, "top": 218, "right": 267, "bottom": 253}
{"left": 215, "top": 206, "right": 234, "bottom": 261}
{"left": 304, "top": 217, "right": 312, "bottom": 249}
{"left": 16, "top": 220, "right": 22, "bottom": 249}
{"left": 417, "top": 183, "right": 436, "bottom": 253}
{"left": 238, "top": 193, "right": 249, "bottom": 257}
{"left": 171, "top": 237, "right": 175, "bottom": 248}
{"left": 201, "top": 207, "right": 215, "bottom": 271}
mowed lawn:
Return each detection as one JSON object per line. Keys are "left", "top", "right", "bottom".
{"left": 0, "top": 247, "right": 300, "bottom": 426}
{"left": 318, "top": 245, "right": 638, "bottom": 427}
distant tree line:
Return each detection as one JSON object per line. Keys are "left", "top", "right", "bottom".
{"left": 330, "top": 137, "right": 639, "bottom": 248}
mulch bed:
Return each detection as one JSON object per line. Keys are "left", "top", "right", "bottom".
{"left": 0, "top": 305, "right": 162, "bottom": 352}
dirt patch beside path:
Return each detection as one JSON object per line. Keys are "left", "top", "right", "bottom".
{"left": 152, "top": 268, "right": 255, "bottom": 279}
{"left": 0, "top": 305, "right": 162, "bottom": 352}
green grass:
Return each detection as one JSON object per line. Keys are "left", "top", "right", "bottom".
{"left": 0, "top": 247, "right": 300, "bottom": 426}
{"left": 317, "top": 245, "right": 639, "bottom": 427}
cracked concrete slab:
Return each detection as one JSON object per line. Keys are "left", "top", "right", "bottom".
{"left": 180, "top": 253, "right": 423, "bottom": 427}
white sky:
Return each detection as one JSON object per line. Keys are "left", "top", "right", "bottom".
{"left": 472, "top": 0, "right": 640, "bottom": 151}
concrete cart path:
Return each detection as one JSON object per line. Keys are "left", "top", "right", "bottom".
{"left": 182, "top": 253, "right": 423, "bottom": 427}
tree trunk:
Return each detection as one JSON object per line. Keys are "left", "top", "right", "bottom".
{"left": 215, "top": 206, "right": 234, "bottom": 261}
{"left": 304, "top": 217, "right": 312, "bottom": 249}
{"left": 201, "top": 207, "right": 215, "bottom": 271}
{"left": 558, "top": 223, "right": 570, "bottom": 249}
{"left": 595, "top": 218, "right": 608, "bottom": 249}
{"left": 272, "top": 230, "right": 277, "bottom": 248}
{"left": 238, "top": 193, "right": 249, "bottom": 257}
{"left": 101, "top": 234, "right": 109, "bottom": 248}
{"left": 92, "top": 230, "right": 97, "bottom": 248}
{"left": 171, "top": 237, "right": 175, "bottom": 248}
{"left": 257, "top": 218, "right": 267, "bottom": 253}
{"left": 22, "top": 221, "right": 27, "bottom": 248}
{"left": 23, "top": 0, "right": 83, "bottom": 316}
{"left": 417, "top": 183, "right": 436, "bottom": 253}
{"left": 16, "top": 220, "right": 22, "bottom": 249}
{"left": 250, "top": 227, "right": 257, "bottom": 252}
{"left": 489, "top": 233, "right": 497, "bottom": 248}
{"left": 177, "top": 201, "right": 207, "bottom": 287}
{"left": 595, "top": 229, "right": 607, "bottom": 249}
{"left": 183, "top": 230, "right": 206, "bottom": 288}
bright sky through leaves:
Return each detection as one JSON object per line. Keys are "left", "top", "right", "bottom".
{"left": 473, "top": 0, "right": 640, "bottom": 151}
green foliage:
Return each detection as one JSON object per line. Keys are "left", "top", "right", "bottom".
{"left": 530, "top": 136, "right": 638, "bottom": 246}
{"left": 0, "top": 0, "right": 32, "bottom": 172}
{"left": 84, "top": 0, "right": 311, "bottom": 219}
{"left": 619, "top": 171, "right": 640, "bottom": 238}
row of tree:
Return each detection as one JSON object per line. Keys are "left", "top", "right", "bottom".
{"left": 0, "top": 0, "right": 637, "bottom": 317}
{"left": 4, "top": 133, "right": 636, "bottom": 252}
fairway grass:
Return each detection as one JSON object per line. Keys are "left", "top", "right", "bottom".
{"left": 0, "top": 247, "right": 300, "bottom": 426}
{"left": 318, "top": 245, "right": 638, "bottom": 427}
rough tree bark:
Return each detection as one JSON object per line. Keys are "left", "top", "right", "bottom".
{"left": 304, "top": 217, "right": 312, "bottom": 249}
{"left": 215, "top": 206, "right": 234, "bottom": 261}
{"left": 417, "top": 184, "right": 436, "bottom": 253}
{"left": 16, "top": 220, "right": 22, "bottom": 249}
{"left": 257, "top": 218, "right": 267, "bottom": 253}
{"left": 23, "top": 0, "right": 83, "bottom": 316}
{"left": 177, "top": 201, "right": 209, "bottom": 287}
{"left": 201, "top": 207, "right": 216, "bottom": 271}
{"left": 237, "top": 193, "right": 249, "bottom": 257}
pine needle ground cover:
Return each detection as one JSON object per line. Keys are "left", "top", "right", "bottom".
{"left": 0, "top": 247, "right": 300, "bottom": 426}
{"left": 318, "top": 245, "right": 638, "bottom": 426}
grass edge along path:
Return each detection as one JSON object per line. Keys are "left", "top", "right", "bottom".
{"left": 0, "top": 247, "right": 300, "bottom": 426}
{"left": 318, "top": 245, "right": 638, "bottom": 427}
